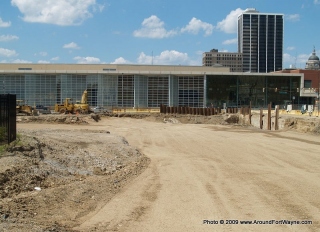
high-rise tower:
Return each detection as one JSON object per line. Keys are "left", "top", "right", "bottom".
{"left": 238, "top": 8, "right": 283, "bottom": 73}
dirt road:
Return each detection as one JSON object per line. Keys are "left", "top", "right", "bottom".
{"left": 65, "top": 117, "right": 319, "bottom": 232}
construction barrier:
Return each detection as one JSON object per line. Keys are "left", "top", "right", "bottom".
{"left": 159, "top": 105, "right": 234, "bottom": 116}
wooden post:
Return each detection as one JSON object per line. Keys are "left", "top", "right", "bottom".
{"left": 268, "top": 103, "right": 271, "bottom": 130}
{"left": 275, "top": 105, "right": 279, "bottom": 130}
{"left": 249, "top": 101, "right": 252, "bottom": 125}
{"left": 260, "top": 108, "right": 263, "bottom": 129}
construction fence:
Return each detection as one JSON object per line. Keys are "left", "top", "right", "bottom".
{"left": 159, "top": 104, "right": 248, "bottom": 115}
{"left": 0, "top": 94, "right": 16, "bottom": 145}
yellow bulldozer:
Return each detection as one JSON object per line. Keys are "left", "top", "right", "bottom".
{"left": 54, "top": 98, "right": 74, "bottom": 114}
{"left": 16, "top": 100, "right": 34, "bottom": 116}
{"left": 54, "top": 90, "right": 91, "bottom": 114}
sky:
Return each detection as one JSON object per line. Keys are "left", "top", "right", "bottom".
{"left": 0, "top": 0, "right": 320, "bottom": 69}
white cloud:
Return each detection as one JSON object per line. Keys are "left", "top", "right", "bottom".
{"left": 92, "top": 2, "right": 106, "bottom": 12}
{"left": 195, "top": 50, "right": 204, "bottom": 56}
{"left": 216, "top": 8, "right": 243, "bottom": 34}
{"left": 133, "top": 15, "right": 178, "bottom": 39}
{"left": 0, "top": 35, "right": 19, "bottom": 42}
{"left": 0, "top": 18, "right": 11, "bottom": 27}
{"left": 38, "top": 60, "right": 50, "bottom": 63}
{"left": 111, "top": 57, "right": 131, "bottom": 64}
{"left": 287, "top": 47, "right": 295, "bottom": 51}
{"left": 51, "top": 56, "right": 60, "bottom": 61}
{"left": 137, "top": 50, "right": 192, "bottom": 65}
{"left": 34, "top": 51, "right": 48, "bottom": 56}
{"left": 181, "top": 17, "right": 213, "bottom": 36}
{"left": 283, "top": 53, "right": 309, "bottom": 68}
{"left": 73, "top": 56, "right": 100, "bottom": 64}
{"left": 283, "top": 53, "right": 294, "bottom": 66}
{"left": 285, "top": 14, "right": 300, "bottom": 22}
{"left": 298, "top": 54, "right": 311, "bottom": 63}
{"left": 222, "top": 38, "right": 237, "bottom": 45}
{"left": 63, "top": 42, "right": 80, "bottom": 49}
{"left": 12, "top": 59, "right": 32, "bottom": 63}
{"left": 314, "top": 0, "right": 320, "bottom": 4}
{"left": 0, "top": 48, "right": 18, "bottom": 57}
{"left": 11, "top": 0, "right": 98, "bottom": 26}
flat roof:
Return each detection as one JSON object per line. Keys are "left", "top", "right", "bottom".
{"left": 0, "top": 63, "right": 230, "bottom": 75}
{"left": 0, "top": 63, "right": 302, "bottom": 77}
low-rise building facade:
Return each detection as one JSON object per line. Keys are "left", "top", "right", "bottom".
{"left": 0, "top": 63, "right": 303, "bottom": 109}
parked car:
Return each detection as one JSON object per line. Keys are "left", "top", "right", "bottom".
{"left": 36, "top": 105, "right": 51, "bottom": 114}
{"left": 92, "top": 106, "right": 108, "bottom": 114}
{"left": 39, "top": 106, "right": 51, "bottom": 114}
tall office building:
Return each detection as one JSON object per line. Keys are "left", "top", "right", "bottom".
{"left": 238, "top": 8, "right": 283, "bottom": 73}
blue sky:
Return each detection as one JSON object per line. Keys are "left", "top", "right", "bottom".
{"left": 0, "top": 0, "right": 319, "bottom": 69}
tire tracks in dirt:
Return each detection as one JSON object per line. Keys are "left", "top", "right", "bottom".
{"left": 75, "top": 118, "right": 319, "bottom": 232}
{"left": 74, "top": 158, "right": 161, "bottom": 232}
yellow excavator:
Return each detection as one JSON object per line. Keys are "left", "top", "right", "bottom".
{"left": 54, "top": 90, "right": 91, "bottom": 114}
{"left": 74, "top": 89, "right": 91, "bottom": 113}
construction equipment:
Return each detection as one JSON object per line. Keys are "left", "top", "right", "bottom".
{"left": 16, "top": 100, "right": 33, "bottom": 116}
{"left": 54, "top": 90, "right": 91, "bottom": 114}
{"left": 74, "top": 89, "right": 91, "bottom": 114}
{"left": 54, "top": 98, "right": 74, "bottom": 114}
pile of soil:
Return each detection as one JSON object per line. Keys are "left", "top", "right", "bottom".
{"left": 16, "top": 113, "right": 241, "bottom": 126}
{"left": 17, "top": 114, "right": 101, "bottom": 124}
{"left": 0, "top": 127, "right": 149, "bottom": 231}
{"left": 283, "top": 116, "right": 320, "bottom": 134}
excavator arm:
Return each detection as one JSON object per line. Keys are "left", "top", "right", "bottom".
{"left": 81, "top": 90, "right": 88, "bottom": 104}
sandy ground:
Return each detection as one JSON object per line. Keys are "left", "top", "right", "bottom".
{"left": 1, "top": 114, "right": 320, "bottom": 232}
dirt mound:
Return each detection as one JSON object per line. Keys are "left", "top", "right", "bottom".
{"left": 19, "top": 113, "right": 240, "bottom": 126}
{"left": 283, "top": 117, "right": 320, "bottom": 134}
{"left": 0, "top": 128, "right": 150, "bottom": 231}
{"left": 17, "top": 114, "right": 102, "bottom": 124}
{"left": 144, "top": 113, "right": 240, "bottom": 125}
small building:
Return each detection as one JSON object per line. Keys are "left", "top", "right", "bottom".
{"left": 202, "top": 49, "right": 243, "bottom": 72}
{"left": 275, "top": 47, "right": 320, "bottom": 106}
